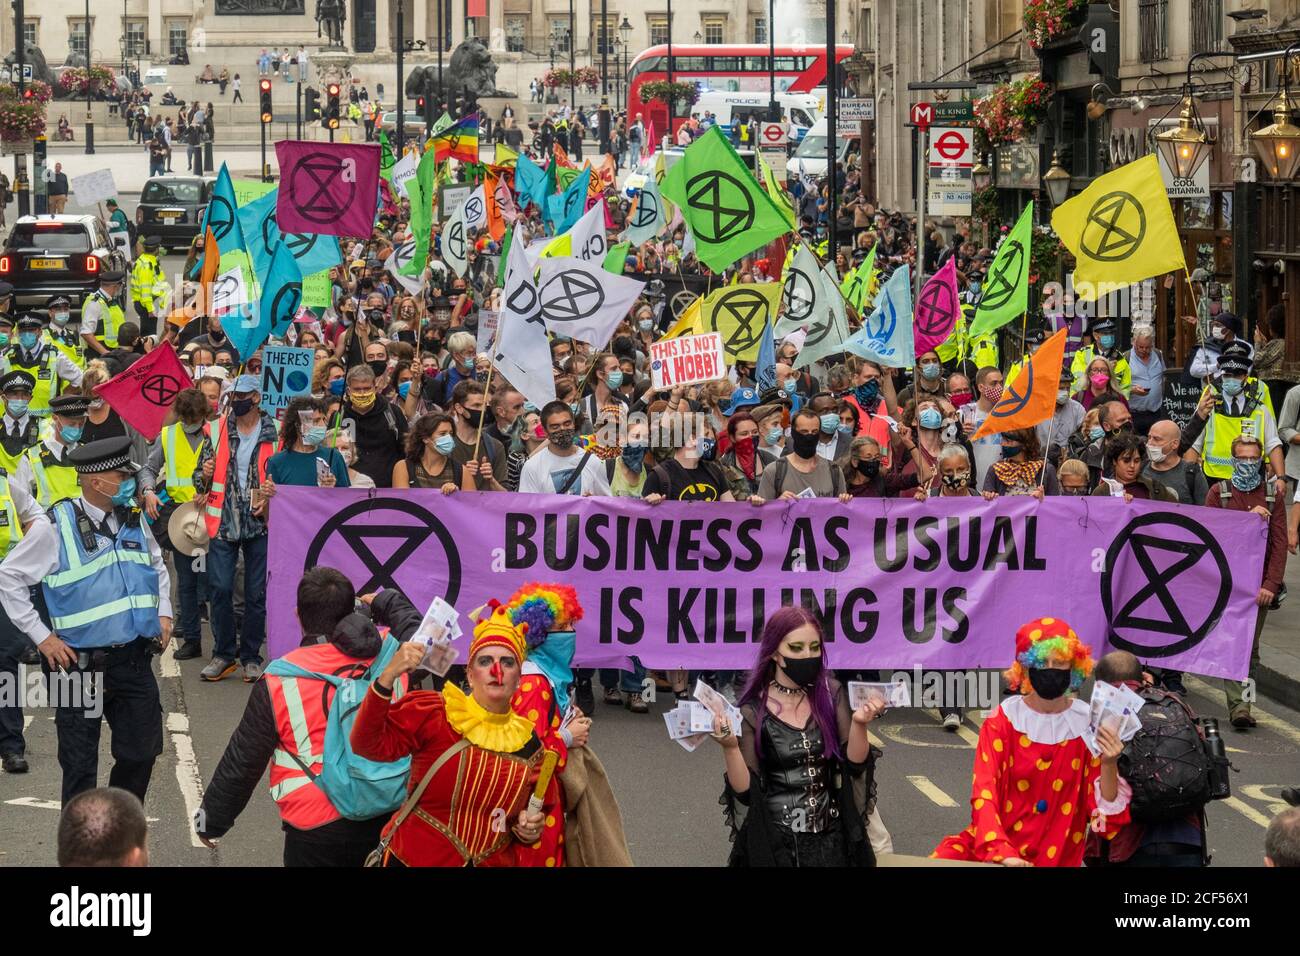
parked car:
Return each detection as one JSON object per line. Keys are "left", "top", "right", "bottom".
{"left": 0, "top": 215, "right": 130, "bottom": 307}
{"left": 136, "top": 175, "right": 214, "bottom": 248}
{"left": 381, "top": 111, "right": 428, "bottom": 138}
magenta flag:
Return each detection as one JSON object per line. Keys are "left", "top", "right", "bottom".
{"left": 93, "top": 343, "right": 193, "bottom": 441}
{"left": 266, "top": 489, "right": 1263, "bottom": 681}
{"left": 275, "top": 140, "right": 380, "bottom": 238}
{"left": 913, "top": 256, "right": 962, "bottom": 355}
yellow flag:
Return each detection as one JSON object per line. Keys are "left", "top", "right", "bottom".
{"left": 494, "top": 143, "right": 519, "bottom": 167}
{"left": 1050, "top": 154, "right": 1185, "bottom": 300}
{"left": 699, "top": 282, "right": 784, "bottom": 362}
{"left": 660, "top": 296, "right": 703, "bottom": 339}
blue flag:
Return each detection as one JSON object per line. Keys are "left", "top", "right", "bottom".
{"left": 238, "top": 188, "right": 341, "bottom": 287}
{"left": 546, "top": 168, "right": 590, "bottom": 233}
{"left": 756, "top": 316, "right": 777, "bottom": 393}
{"left": 200, "top": 163, "right": 246, "bottom": 257}
{"left": 622, "top": 175, "right": 665, "bottom": 245}
{"left": 845, "top": 264, "right": 915, "bottom": 368}
{"left": 262, "top": 240, "right": 303, "bottom": 340}
{"left": 515, "top": 153, "right": 549, "bottom": 211}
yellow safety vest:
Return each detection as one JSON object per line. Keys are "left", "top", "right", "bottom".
{"left": 161, "top": 422, "right": 204, "bottom": 504}
{"left": 87, "top": 291, "right": 125, "bottom": 349}
{"left": 1070, "top": 345, "right": 1131, "bottom": 396}
{"left": 0, "top": 470, "right": 23, "bottom": 558}
{"left": 7, "top": 346, "right": 61, "bottom": 415}
{"left": 47, "top": 329, "right": 86, "bottom": 369}
{"left": 0, "top": 418, "right": 38, "bottom": 476}
{"left": 22, "top": 443, "right": 79, "bottom": 507}
{"left": 1202, "top": 403, "right": 1271, "bottom": 480}
{"left": 131, "top": 254, "right": 163, "bottom": 310}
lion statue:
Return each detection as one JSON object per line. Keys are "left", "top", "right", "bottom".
{"left": 404, "top": 37, "right": 504, "bottom": 102}
{"left": 4, "top": 43, "right": 57, "bottom": 88}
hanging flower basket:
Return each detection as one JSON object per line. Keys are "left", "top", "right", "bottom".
{"left": 58, "top": 65, "right": 117, "bottom": 96}
{"left": 638, "top": 80, "right": 699, "bottom": 112}
{"left": 1024, "top": 0, "right": 1088, "bottom": 49}
{"left": 0, "top": 80, "right": 51, "bottom": 144}
{"left": 973, "top": 75, "right": 1052, "bottom": 149}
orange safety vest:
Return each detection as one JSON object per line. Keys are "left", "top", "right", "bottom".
{"left": 204, "top": 417, "right": 274, "bottom": 538}
{"left": 264, "top": 641, "right": 408, "bottom": 830}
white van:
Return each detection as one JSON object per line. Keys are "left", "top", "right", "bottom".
{"left": 695, "top": 91, "right": 820, "bottom": 143}
{"left": 786, "top": 117, "right": 858, "bottom": 179}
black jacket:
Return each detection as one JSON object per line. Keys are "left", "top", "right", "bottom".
{"left": 338, "top": 397, "right": 408, "bottom": 488}
{"left": 195, "top": 589, "right": 424, "bottom": 840}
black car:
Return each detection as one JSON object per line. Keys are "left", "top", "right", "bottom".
{"left": 0, "top": 215, "right": 130, "bottom": 307}
{"left": 136, "top": 175, "right": 214, "bottom": 248}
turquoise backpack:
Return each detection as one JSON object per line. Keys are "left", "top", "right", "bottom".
{"left": 265, "top": 634, "right": 412, "bottom": 821}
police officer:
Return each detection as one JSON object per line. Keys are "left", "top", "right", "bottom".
{"left": 80, "top": 269, "right": 128, "bottom": 359}
{"left": 2, "top": 313, "right": 83, "bottom": 415}
{"left": 0, "top": 435, "right": 171, "bottom": 804}
{"left": 0, "top": 369, "right": 40, "bottom": 476}
{"left": 1070, "top": 318, "right": 1132, "bottom": 396}
{"left": 14, "top": 394, "right": 87, "bottom": 507}
{"left": 130, "top": 235, "right": 169, "bottom": 337}
{"left": 45, "top": 295, "right": 86, "bottom": 368}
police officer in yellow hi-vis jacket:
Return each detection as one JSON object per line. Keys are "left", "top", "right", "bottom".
{"left": 13, "top": 394, "right": 87, "bottom": 508}
{"left": 130, "top": 235, "right": 170, "bottom": 337}
{"left": 1, "top": 313, "right": 83, "bottom": 416}
{"left": 0, "top": 435, "right": 172, "bottom": 804}
{"left": 79, "top": 269, "right": 128, "bottom": 359}
{"left": 0, "top": 369, "right": 40, "bottom": 477}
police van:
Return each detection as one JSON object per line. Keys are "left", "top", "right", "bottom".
{"left": 695, "top": 91, "right": 820, "bottom": 144}
{"left": 786, "top": 117, "right": 860, "bottom": 179}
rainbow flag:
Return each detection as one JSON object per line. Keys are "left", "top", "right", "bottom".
{"left": 430, "top": 115, "right": 480, "bottom": 164}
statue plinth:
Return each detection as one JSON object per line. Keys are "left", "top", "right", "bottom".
{"left": 313, "top": 50, "right": 355, "bottom": 89}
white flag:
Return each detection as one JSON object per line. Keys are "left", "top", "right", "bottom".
{"left": 462, "top": 184, "right": 488, "bottom": 231}
{"left": 536, "top": 256, "right": 644, "bottom": 348}
{"left": 386, "top": 237, "right": 426, "bottom": 294}
{"left": 776, "top": 243, "right": 823, "bottom": 337}
{"left": 492, "top": 230, "right": 556, "bottom": 410}
{"left": 441, "top": 202, "right": 470, "bottom": 278}
{"left": 622, "top": 177, "right": 665, "bottom": 245}
{"left": 568, "top": 198, "right": 609, "bottom": 262}
{"left": 392, "top": 153, "right": 418, "bottom": 199}
{"left": 794, "top": 262, "right": 851, "bottom": 370}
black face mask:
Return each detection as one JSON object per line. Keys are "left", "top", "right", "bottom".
{"left": 855, "top": 459, "right": 881, "bottom": 479}
{"left": 780, "top": 654, "right": 823, "bottom": 689}
{"left": 461, "top": 408, "right": 484, "bottom": 429}
{"left": 791, "top": 431, "right": 820, "bottom": 459}
{"left": 1027, "top": 667, "right": 1072, "bottom": 700}
{"left": 368, "top": 360, "right": 388, "bottom": 379}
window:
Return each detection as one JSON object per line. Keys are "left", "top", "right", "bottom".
{"left": 703, "top": 18, "right": 725, "bottom": 44}
{"left": 753, "top": 17, "right": 766, "bottom": 44}
{"left": 648, "top": 15, "right": 668, "bottom": 46}
{"left": 860, "top": 8, "right": 873, "bottom": 51}
{"left": 168, "top": 21, "right": 189, "bottom": 58}
{"left": 550, "top": 17, "right": 571, "bottom": 54}
{"left": 592, "top": 16, "right": 616, "bottom": 55}
{"left": 69, "top": 19, "right": 89, "bottom": 62}
{"left": 1190, "top": 0, "right": 1223, "bottom": 54}
{"left": 125, "top": 20, "right": 147, "bottom": 57}
{"left": 505, "top": 15, "right": 526, "bottom": 53}
{"left": 10, "top": 223, "right": 91, "bottom": 254}
{"left": 22, "top": 20, "right": 37, "bottom": 49}
{"left": 1139, "top": 0, "right": 1167, "bottom": 62}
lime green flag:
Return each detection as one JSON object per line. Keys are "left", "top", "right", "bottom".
{"left": 402, "top": 149, "right": 438, "bottom": 277}
{"left": 969, "top": 201, "right": 1033, "bottom": 337}
{"left": 841, "top": 245, "right": 876, "bottom": 311}
{"left": 556, "top": 166, "right": 582, "bottom": 192}
{"left": 660, "top": 126, "right": 791, "bottom": 272}
{"left": 379, "top": 130, "right": 395, "bottom": 183}
{"left": 604, "top": 241, "right": 631, "bottom": 276}
{"left": 758, "top": 152, "right": 796, "bottom": 229}
{"left": 495, "top": 224, "right": 515, "bottom": 286}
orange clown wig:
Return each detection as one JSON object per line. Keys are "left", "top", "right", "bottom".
{"left": 1004, "top": 617, "right": 1094, "bottom": 694}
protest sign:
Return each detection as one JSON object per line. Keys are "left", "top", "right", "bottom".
{"left": 68, "top": 168, "right": 118, "bottom": 206}
{"left": 267, "top": 490, "right": 1263, "bottom": 681}
{"left": 260, "top": 345, "right": 315, "bottom": 416}
{"left": 649, "top": 331, "right": 726, "bottom": 389}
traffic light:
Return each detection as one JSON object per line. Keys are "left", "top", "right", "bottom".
{"left": 422, "top": 75, "right": 436, "bottom": 126}
{"left": 304, "top": 87, "right": 321, "bottom": 122}
{"left": 325, "top": 83, "right": 341, "bottom": 130}
{"left": 259, "top": 78, "right": 273, "bottom": 124}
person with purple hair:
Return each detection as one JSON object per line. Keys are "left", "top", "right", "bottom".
{"left": 712, "top": 604, "right": 885, "bottom": 867}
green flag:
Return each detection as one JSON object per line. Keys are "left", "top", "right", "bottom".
{"left": 556, "top": 166, "right": 583, "bottom": 192}
{"left": 842, "top": 245, "right": 877, "bottom": 312}
{"left": 431, "top": 112, "right": 453, "bottom": 138}
{"left": 543, "top": 160, "right": 558, "bottom": 199}
{"left": 969, "top": 201, "right": 1033, "bottom": 337}
{"left": 496, "top": 224, "right": 515, "bottom": 285}
{"left": 402, "top": 149, "right": 438, "bottom": 277}
{"left": 603, "top": 241, "right": 631, "bottom": 276}
{"left": 660, "top": 126, "right": 791, "bottom": 272}
{"left": 379, "top": 130, "right": 395, "bottom": 183}
{"left": 758, "top": 152, "right": 796, "bottom": 229}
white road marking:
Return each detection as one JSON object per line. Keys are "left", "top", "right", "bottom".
{"left": 5, "top": 796, "right": 159, "bottom": 822}
{"left": 1184, "top": 675, "right": 1300, "bottom": 748}
{"left": 159, "top": 643, "right": 180, "bottom": 679}
{"left": 22, "top": 716, "right": 32, "bottom": 731}
{"left": 165, "top": 711, "right": 206, "bottom": 848}
{"left": 906, "top": 774, "right": 959, "bottom": 807}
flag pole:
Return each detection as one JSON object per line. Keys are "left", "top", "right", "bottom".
{"left": 464, "top": 323, "right": 501, "bottom": 491}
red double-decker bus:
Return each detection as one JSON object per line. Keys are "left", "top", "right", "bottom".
{"left": 626, "top": 43, "right": 851, "bottom": 141}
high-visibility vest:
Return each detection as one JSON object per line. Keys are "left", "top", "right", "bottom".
{"left": 0, "top": 417, "right": 39, "bottom": 476}
{"left": 23, "top": 443, "right": 78, "bottom": 507}
{"left": 40, "top": 499, "right": 161, "bottom": 648}
{"left": 131, "top": 254, "right": 163, "bottom": 310}
{"left": 1070, "top": 345, "right": 1132, "bottom": 396}
{"left": 204, "top": 417, "right": 274, "bottom": 537}
{"left": 7, "top": 346, "right": 61, "bottom": 414}
{"left": 264, "top": 642, "right": 408, "bottom": 829}
{"left": 1202, "top": 403, "right": 1272, "bottom": 480}
{"left": 162, "top": 422, "right": 206, "bottom": 504}
{"left": 0, "top": 471, "right": 24, "bottom": 558}
{"left": 86, "top": 290, "right": 126, "bottom": 349}
{"left": 46, "top": 329, "right": 86, "bottom": 369}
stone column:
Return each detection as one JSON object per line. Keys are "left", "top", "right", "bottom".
{"left": 148, "top": 0, "right": 163, "bottom": 60}
{"left": 488, "top": 0, "right": 503, "bottom": 47}
{"left": 375, "top": 0, "right": 393, "bottom": 52}
{"left": 415, "top": 0, "right": 429, "bottom": 48}
{"left": 451, "top": 0, "right": 466, "bottom": 47}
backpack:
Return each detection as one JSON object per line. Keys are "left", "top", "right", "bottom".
{"left": 1119, "top": 687, "right": 1215, "bottom": 824}
{"left": 264, "top": 634, "right": 412, "bottom": 821}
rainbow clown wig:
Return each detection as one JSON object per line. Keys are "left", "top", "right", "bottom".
{"left": 1004, "top": 617, "right": 1094, "bottom": 695}
{"left": 504, "top": 583, "right": 584, "bottom": 649}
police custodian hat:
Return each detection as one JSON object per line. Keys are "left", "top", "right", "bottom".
{"left": 48, "top": 394, "right": 92, "bottom": 417}
{"left": 0, "top": 369, "right": 36, "bottom": 393}
{"left": 67, "top": 436, "right": 140, "bottom": 475}
{"left": 99, "top": 269, "right": 126, "bottom": 284}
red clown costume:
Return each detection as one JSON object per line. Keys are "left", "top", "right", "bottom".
{"left": 932, "top": 617, "right": 1131, "bottom": 866}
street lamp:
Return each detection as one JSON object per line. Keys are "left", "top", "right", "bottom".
{"left": 1155, "top": 93, "right": 1212, "bottom": 181}
{"left": 693, "top": 31, "right": 702, "bottom": 44}
{"left": 972, "top": 154, "right": 992, "bottom": 192}
{"left": 83, "top": 3, "right": 94, "bottom": 154}
{"left": 1043, "top": 149, "right": 1071, "bottom": 206}
{"left": 620, "top": 16, "right": 632, "bottom": 115}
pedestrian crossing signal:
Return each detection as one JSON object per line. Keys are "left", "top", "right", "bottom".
{"left": 326, "top": 83, "right": 341, "bottom": 130}
{"left": 259, "top": 78, "right": 273, "bottom": 124}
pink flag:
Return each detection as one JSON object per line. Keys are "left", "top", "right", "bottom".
{"left": 93, "top": 343, "right": 194, "bottom": 441}
{"left": 275, "top": 140, "right": 381, "bottom": 238}
{"left": 644, "top": 121, "right": 657, "bottom": 158}
{"left": 913, "top": 256, "right": 962, "bottom": 356}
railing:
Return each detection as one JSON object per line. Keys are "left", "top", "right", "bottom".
{"left": 1139, "top": 0, "right": 1168, "bottom": 63}
{"left": 1190, "top": 0, "right": 1225, "bottom": 55}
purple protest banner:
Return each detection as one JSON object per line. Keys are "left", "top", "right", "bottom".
{"left": 265, "top": 488, "right": 1265, "bottom": 680}
{"left": 275, "top": 140, "right": 380, "bottom": 238}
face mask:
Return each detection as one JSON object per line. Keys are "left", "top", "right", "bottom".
{"left": 1027, "top": 666, "right": 1072, "bottom": 700}
{"left": 819, "top": 413, "right": 839, "bottom": 435}
{"left": 638, "top": 319, "right": 654, "bottom": 333}
{"left": 0, "top": 334, "right": 11, "bottom": 348}
{"left": 1231, "top": 457, "right": 1262, "bottom": 491}
{"left": 59, "top": 424, "right": 83, "bottom": 444}
{"left": 791, "top": 431, "right": 820, "bottom": 459}
{"left": 551, "top": 428, "right": 575, "bottom": 449}
{"left": 1056, "top": 389, "right": 1070, "bottom": 406}
{"left": 184, "top": 421, "right": 205, "bottom": 434}
{"left": 1060, "top": 485, "right": 1089, "bottom": 497}
{"left": 606, "top": 370, "right": 624, "bottom": 389}
{"left": 349, "top": 392, "right": 376, "bottom": 411}
{"left": 1090, "top": 372, "right": 1110, "bottom": 387}
{"left": 1146, "top": 443, "right": 1167, "bottom": 464}
{"left": 1220, "top": 377, "right": 1244, "bottom": 397}
{"left": 855, "top": 380, "right": 880, "bottom": 405}
{"left": 784, "top": 378, "right": 798, "bottom": 395}
{"left": 1089, "top": 425, "right": 1105, "bottom": 442}
{"left": 569, "top": 402, "right": 581, "bottom": 419}
{"left": 1000, "top": 444, "right": 1022, "bottom": 460}
{"left": 855, "top": 459, "right": 880, "bottom": 479}
{"left": 231, "top": 397, "right": 256, "bottom": 417}
{"left": 433, "top": 434, "right": 457, "bottom": 455}
{"left": 1114, "top": 421, "right": 1134, "bottom": 435}
{"left": 532, "top": 423, "right": 546, "bottom": 441}
{"left": 765, "top": 426, "right": 784, "bottom": 446}
{"left": 918, "top": 407, "right": 942, "bottom": 430}
{"left": 1211, "top": 326, "right": 1227, "bottom": 341}
{"left": 329, "top": 378, "right": 346, "bottom": 397}
{"left": 779, "top": 653, "right": 823, "bottom": 689}
{"left": 458, "top": 354, "right": 475, "bottom": 369}
{"left": 949, "top": 390, "right": 971, "bottom": 408}
{"left": 51, "top": 312, "right": 69, "bottom": 328}
{"left": 941, "top": 472, "right": 970, "bottom": 490}
{"left": 301, "top": 425, "right": 328, "bottom": 447}
{"left": 969, "top": 282, "right": 981, "bottom": 295}
{"left": 621, "top": 444, "right": 647, "bottom": 471}
{"left": 368, "top": 360, "right": 388, "bottom": 379}
{"left": 979, "top": 383, "right": 1003, "bottom": 405}
{"left": 6, "top": 399, "right": 28, "bottom": 417}
{"left": 397, "top": 381, "right": 411, "bottom": 399}
{"left": 18, "top": 332, "right": 37, "bottom": 350}
{"left": 1099, "top": 334, "right": 1116, "bottom": 350}
{"left": 103, "top": 475, "right": 137, "bottom": 508}
{"left": 919, "top": 362, "right": 942, "bottom": 381}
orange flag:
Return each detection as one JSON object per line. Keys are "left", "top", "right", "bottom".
{"left": 972, "top": 327, "right": 1067, "bottom": 440}
{"left": 168, "top": 227, "right": 219, "bottom": 328}
{"left": 553, "top": 142, "right": 573, "bottom": 168}
{"left": 483, "top": 169, "right": 507, "bottom": 242}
